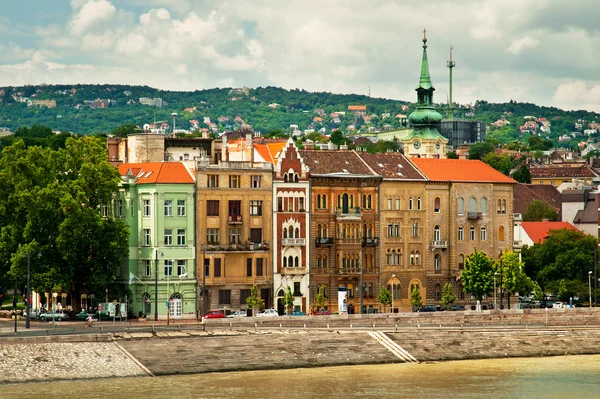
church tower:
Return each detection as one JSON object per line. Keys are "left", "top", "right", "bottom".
{"left": 402, "top": 30, "right": 448, "bottom": 158}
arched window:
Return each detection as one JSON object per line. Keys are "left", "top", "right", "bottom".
{"left": 417, "top": 197, "right": 422, "bottom": 210}
{"left": 317, "top": 194, "right": 321, "bottom": 209}
{"left": 458, "top": 226, "right": 464, "bottom": 241}
{"left": 433, "top": 225, "right": 441, "bottom": 241}
{"left": 410, "top": 251, "right": 415, "bottom": 265}
{"left": 458, "top": 197, "right": 464, "bottom": 215}
{"left": 480, "top": 226, "right": 487, "bottom": 241}
{"left": 481, "top": 198, "right": 487, "bottom": 215}
{"left": 469, "top": 225, "right": 476, "bottom": 240}
{"left": 295, "top": 227, "right": 300, "bottom": 238}
{"left": 496, "top": 199, "right": 502, "bottom": 214}
{"left": 499, "top": 225, "right": 505, "bottom": 241}
{"left": 415, "top": 251, "right": 420, "bottom": 265}
{"left": 362, "top": 194, "right": 366, "bottom": 208}
{"left": 502, "top": 199, "right": 507, "bottom": 214}
{"left": 434, "top": 197, "right": 441, "bottom": 213}
{"left": 295, "top": 257, "right": 299, "bottom": 267}
{"left": 434, "top": 254, "right": 441, "bottom": 271}
{"left": 283, "top": 229, "right": 288, "bottom": 239}
{"left": 409, "top": 197, "right": 414, "bottom": 210}
{"left": 368, "top": 195, "right": 372, "bottom": 209}
{"left": 294, "top": 174, "right": 299, "bottom": 182}
{"left": 284, "top": 173, "right": 288, "bottom": 183}
{"left": 323, "top": 195, "right": 327, "bottom": 209}
{"left": 469, "top": 197, "right": 477, "bottom": 213}
{"left": 283, "top": 257, "right": 287, "bottom": 267}
{"left": 288, "top": 226, "right": 293, "bottom": 238}
{"left": 458, "top": 254, "right": 465, "bottom": 270}
{"left": 434, "top": 284, "right": 441, "bottom": 300}
{"left": 288, "top": 256, "right": 293, "bottom": 267}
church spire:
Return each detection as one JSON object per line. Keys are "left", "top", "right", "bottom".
{"left": 417, "top": 28, "right": 433, "bottom": 91}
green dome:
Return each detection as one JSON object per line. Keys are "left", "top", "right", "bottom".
{"left": 408, "top": 106, "right": 443, "bottom": 127}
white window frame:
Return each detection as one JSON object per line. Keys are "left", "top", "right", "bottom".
{"left": 177, "top": 200, "right": 186, "bottom": 216}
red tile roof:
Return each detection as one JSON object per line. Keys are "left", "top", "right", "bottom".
{"left": 254, "top": 142, "right": 287, "bottom": 165}
{"left": 118, "top": 162, "right": 195, "bottom": 184}
{"left": 529, "top": 165, "right": 599, "bottom": 179}
{"left": 410, "top": 158, "right": 516, "bottom": 183}
{"left": 521, "top": 221, "right": 579, "bottom": 244}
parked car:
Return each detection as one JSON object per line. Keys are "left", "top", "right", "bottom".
{"left": 226, "top": 310, "right": 248, "bottom": 318}
{"left": 419, "top": 305, "right": 436, "bottom": 313}
{"left": 40, "top": 311, "right": 69, "bottom": 322}
{"left": 552, "top": 302, "right": 564, "bottom": 309}
{"left": 257, "top": 309, "right": 278, "bottom": 317}
{"left": 75, "top": 310, "right": 97, "bottom": 321}
{"left": 313, "top": 309, "right": 332, "bottom": 315}
{"left": 450, "top": 305, "right": 465, "bottom": 311}
{"left": 203, "top": 310, "right": 225, "bottom": 319}
{"left": 290, "top": 311, "right": 306, "bottom": 316}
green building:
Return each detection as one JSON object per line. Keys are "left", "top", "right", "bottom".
{"left": 115, "top": 162, "right": 197, "bottom": 320}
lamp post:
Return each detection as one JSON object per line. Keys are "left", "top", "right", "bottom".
{"left": 21, "top": 251, "right": 40, "bottom": 329}
{"left": 499, "top": 250, "right": 503, "bottom": 310}
{"left": 588, "top": 271, "right": 592, "bottom": 308}
{"left": 494, "top": 272, "right": 498, "bottom": 311}
{"left": 391, "top": 275, "right": 396, "bottom": 314}
{"left": 595, "top": 245, "right": 598, "bottom": 307}
{"left": 202, "top": 248, "right": 206, "bottom": 318}
{"left": 154, "top": 249, "right": 161, "bottom": 321}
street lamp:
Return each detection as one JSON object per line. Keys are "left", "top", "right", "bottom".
{"left": 499, "top": 250, "right": 503, "bottom": 310}
{"left": 154, "top": 249, "right": 163, "bottom": 321}
{"left": 494, "top": 272, "right": 498, "bottom": 311}
{"left": 21, "top": 251, "right": 41, "bottom": 329}
{"left": 588, "top": 271, "right": 593, "bottom": 308}
{"left": 391, "top": 275, "right": 396, "bottom": 314}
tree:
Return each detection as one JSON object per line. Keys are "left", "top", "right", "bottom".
{"left": 499, "top": 250, "right": 534, "bottom": 308}
{"left": 527, "top": 136, "right": 553, "bottom": 151}
{"left": 440, "top": 282, "right": 456, "bottom": 310}
{"left": 410, "top": 285, "right": 422, "bottom": 311}
{"left": 512, "top": 164, "right": 532, "bottom": 183}
{"left": 246, "top": 284, "right": 264, "bottom": 315}
{"left": 329, "top": 129, "right": 347, "bottom": 146}
{"left": 377, "top": 286, "right": 392, "bottom": 313}
{"left": 446, "top": 151, "right": 459, "bottom": 159}
{"left": 461, "top": 249, "right": 495, "bottom": 302}
{"left": 314, "top": 286, "right": 326, "bottom": 311}
{"left": 481, "top": 152, "right": 514, "bottom": 175}
{"left": 467, "top": 142, "right": 495, "bottom": 160}
{"left": 283, "top": 287, "right": 295, "bottom": 315}
{"left": 112, "top": 124, "right": 140, "bottom": 138}
{"left": 523, "top": 200, "right": 558, "bottom": 222}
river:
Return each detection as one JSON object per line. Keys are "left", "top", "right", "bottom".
{"left": 2, "top": 355, "right": 600, "bottom": 398}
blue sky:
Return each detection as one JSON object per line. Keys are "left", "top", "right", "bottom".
{"left": 1, "top": 0, "right": 599, "bottom": 112}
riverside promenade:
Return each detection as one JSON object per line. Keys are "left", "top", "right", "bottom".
{"left": 2, "top": 308, "right": 600, "bottom": 384}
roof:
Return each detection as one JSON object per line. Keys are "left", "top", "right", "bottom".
{"left": 118, "top": 162, "right": 195, "bottom": 184}
{"left": 358, "top": 152, "right": 426, "bottom": 180}
{"left": 521, "top": 221, "right": 579, "bottom": 244}
{"left": 410, "top": 158, "right": 516, "bottom": 183}
{"left": 299, "top": 150, "right": 377, "bottom": 176}
{"left": 573, "top": 192, "right": 598, "bottom": 224}
{"left": 513, "top": 184, "right": 561, "bottom": 218}
{"left": 348, "top": 105, "right": 367, "bottom": 111}
{"left": 254, "top": 141, "right": 287, "bottom": 165}
{"left": 529, "top": 165, "right": 599, "bottom": 179}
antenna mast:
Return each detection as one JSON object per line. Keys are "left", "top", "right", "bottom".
{"left": 447, "top": 46, "right": 456, "bottom": 119}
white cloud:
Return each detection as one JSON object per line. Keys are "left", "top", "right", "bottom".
{"left": 70, "top": 0, "right": 116, "bottom": 35}
{"left": 506, "top": 36, "right": 540, "bottom": 54}
{"left": 552, "top": 81, "right": 600, "bottom": 112}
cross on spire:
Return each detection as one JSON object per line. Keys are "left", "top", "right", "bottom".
{"left": 423, "top": 28, "right": 427, "bottom": 43}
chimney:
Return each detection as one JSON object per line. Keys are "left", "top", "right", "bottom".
{"left": 222, "top": 134, "right": 228, "bottom": 161}
{"left": 246, "top": 133, "right": 254, "bottom": 162}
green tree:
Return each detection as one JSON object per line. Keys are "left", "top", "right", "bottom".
{"left": 481, "top": 152, "right": 514, "bottom": 175}
{"left": 499, "top": 250, "right": 534, "bottom": 308}
{"left": 461, "top": 249, "right": 495, "bottom": 302}
{"left": 523, "top": 200, "right": 558, "bottom": 221}
{"left": 446, "top": 151, "right": 459, "bottom": 159}
{"left": 377, "top": 286, "right": 392, "bottom": 312}
{"left": 527, "top": 136, "right": 553, "bottom": 151}
{"left": 467, "top": 141, "right": 495, "bottom": 160}
{"left": 545, "top": 279, "right": 587, "bottom": 302}
{"left": 283, "top": 287, "right": 295, "bottom": 315}
{"left": 440, "top": 282, "right": 456, "bottom": 310}
{"left": 512, "top": 164, "right": 532, "bottom": 183}
{"left": 410, "top": 284, "right": 423, "bottom": 311}
{"left": 330, "top": 129, "right": 347, "bottom": 146}
{"left": 112, "top": 124, "right": 140, "bottom": 138}
{"left": 315, "top": 286, "right": 327, "bottom": 311}
{"left": 246, "top": 284, "right": 264, "bottom": 315}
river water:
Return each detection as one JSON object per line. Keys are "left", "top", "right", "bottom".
{"left": 2, "top": 355, "right": 600, "bottom": 398}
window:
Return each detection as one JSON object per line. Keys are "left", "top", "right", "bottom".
{"left": 207, "top": 200, "right": 219, "bottom": 216}
{"left": 412, "top": 222, "right": 419, "bottom": 238}
{"left": 131, "top": 201, "right": 135, "bottom": 217}
{"left": 144, "top": 260, "right": 151, "bottom": 276}
{"left": 164, "top": 200, "right": 173, "bottom": 216}
{"left": 251, "top": 175, "right": 262, "bottom": 188}
{"left": 434, "top": 197, "right": 441, "bottom": 213}
{"left": 294, "top": 282, "right": 301, "bottom": 296}
{"left": 177, "top": 229, "right": 186, "bottom": 246}
{"left": 177, "top": 200, "right": 186, "bottom": 216}
{"left": 164, "top": 229, "right": 173, "bottom": 246}
{"left": 164, "top": 260, "right": 173, "bottom": 276}
{"left": 395, "top": 197, "right": 400, "bottom": 210}
{"left": 434, "top": 284, "right": 441, "bottom": 300}
{"left": 469, "top": 197, "right": 477, "bottom": 213}
{"left": 143, "top": 229, "right": 151, "bottom": 246}
{"left": 229, "top": 175, "right": 240, "bottom": 188}
{"left": 480, "top": 226, "right": 487, "bottom": 241}
{"left": 207, "top": 228, "right": 219, "bottom": 243}
{"left": 247, "top": 258, "right": 253, "bottom": 277}
{"left": 250, "top": 228, "right": 262, "bottom": 243}
{"left": 214, "top": 258, "right": 222, "bottom": 277}
{"left": 458, "top": 197, "right": 464, "bottom": 215}
{"left": 409, "top": 197, "right": 413, "bottom": 210}
{"left": 410, "top": 251, "right": 415, "bottom": 265}
{"left": 250, "top": 200, "right": 262, "bottom": 216}
{"left": 177, "top": 260, "right": 186, "bottom": 276}
{"left": 204, "top": 258, "right": 210, "bottom": 278}
{"left": 458, "top": 254, "right": 464, "bottom": 270}
{"left": 240, "top": 289, "right": 250, "bottom": 304}
{"left": 117, "top": 200, "right": 123, "bottom": 217}
{"left": 208, "top": 175, "right": 219, "bottom": 188}
{"left": 219, "top": 289, "right": 231, "bottom": 305}
{"left": 434, "top": 254, "right": 441, "bottom": 271}
{"left": 256, "top": 258, "right": 263, "bottom": 276}
{"left": 387, "top": 197, "right": 392, "bottom": 210}
{"left": 228, "top": 200, "right": 241, "bottom": 217}
{"left": 501, "top": 199, "right": 507, "bottom": 214}
{"left": 458, "top": 226, "right": 464, "bottom": 241}
{"left": 499, "top": 225, "right": 505, "bottom": 241}
{"left": 433, "top": 225, "right": 440, "bottom": 241}
{"left": 229, "top": 228, "right": 241, "bottom": 244}
{"left": 481, "top": 198, "right": 487, "bottom": 215}
{"left": 469, "top": 226, "right": 476, "bottom": 241}
{"left": 496, "top": 199, "right": 502, "bottom": 214}
{"left": 415, "top": 251, "right": 420, "bottom": 265}
{"left": 101, "top": 205, "right": 109, "bottom": 217}
{"left": 143, "top": 199, "right": 151, "bottom": 217}
{"left": 387, "top": 224, "right": 393, "bottom": 237}
{"left": 417, "top": 197, "right": 421, "bottom": 210}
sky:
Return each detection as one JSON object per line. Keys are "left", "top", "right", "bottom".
{"left": 1, "top": 0, "right": 599, "bottom": 112}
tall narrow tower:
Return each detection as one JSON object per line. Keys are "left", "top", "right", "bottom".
{"left": 447, "top": 46, "right": 456, "bottom": 119}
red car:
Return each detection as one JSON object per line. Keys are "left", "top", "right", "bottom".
{"left": 203, "top": 310, "right": 225, "bottom": 319}
{"left": 313, "top": 309, "right": 332, "bottom": 315}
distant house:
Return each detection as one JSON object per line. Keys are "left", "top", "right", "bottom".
{"left": 348, "top": 105, "right": 367, "bottom": 112}
{"left": 518, "top": 221, "right": 579, "bottom": 246}
{"left": 218, "top": 116, "right": 229, "bottom": 123}
{"left": 29, "top": 99, "right": 57, "bottom": 108}
{"left": 268, "top": 103, "right": 280, "bottom": 108}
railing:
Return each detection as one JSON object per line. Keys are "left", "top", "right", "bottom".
{"left": 430, "top": 240, "right": 448, "bottom": 249}
{"left": 228, "top": 215, "right": 242, "bottom": 224}
{"left": 281, "top": 267, "right": 307, "bottom": 276}
{"left": 337, "top": 238, "right": 362, "bottom": 245}
{"left": 281, "top": 238, "right": 306, "bottom": 246}
{"left": 337, "top": 267, "right": 378, "bottom": 275}
{"left": 467, "top": 212, "right": 482, "bottom": 220}
{"left": 315, "top": 237, "right": 334, "bottom": 246}
{"left": 362, "top": 237, "right": 379, "bottom": 246}
{"left": 203, "top": 242, "right": 269, "bottom": 252}
{"left": 335, "top": 207, "right": 362, "bottom": 219}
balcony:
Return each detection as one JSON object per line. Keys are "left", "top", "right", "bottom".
{"left": 513, "top": 240, "right": 523, "bottom": 248}
{"left": 362, "top": 237, "right": 379, "bottom": 247}
{"left": 335, "top": 207, "right": 362, "bottom": 220}
{"left": 281, "top": 238, "right": 306, "bottom": 246}
{"left": 281, "top": 267, "right": 307, "bottom": 276}
{"left": 467, "top": 212, "right": 482, "bottom": 220}
{"left": 202, "top": 241, "right": 269, "bottom": 252}
{"left": 315, "top": 237, "right": 334, "bottom": 247}
{"left": 337, "top": 267, "right": 378, "bottom": 275}
{"left": 228, "top": 215, "right": 242, "bottom": 224}
{"left": 430, "top": 240, "right": 448, "bottom": 249}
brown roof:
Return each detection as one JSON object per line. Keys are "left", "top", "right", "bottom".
{"left": 299, "top": 150, "right": 376, "bottom": 176}
{"left": 513, "top": 184, "right": 561, "bottom": 215}
{"left": 573, "top": 192, "right": 598, "bottom": 224}
{"left": 357, "top": 152, "right": 426, "bottom": 180}
{"left": 526, "top": 184, "right": 562, "bottom": 209}
{"left": 529, "top": 165, "right": 599, "bottom": 179}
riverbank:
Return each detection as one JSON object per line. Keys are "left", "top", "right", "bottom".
{"left": 3, "top": 323, "right": 600, "bottom": 384}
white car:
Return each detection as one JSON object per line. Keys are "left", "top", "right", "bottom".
{"left": 552, "top": 302, "right": 564, "bottom": 308}
{"left": 227, "top": 310, "right": 248, "bottom": 318}
{"left": 257, "top": 309, "right": 278, "bottom": 317}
